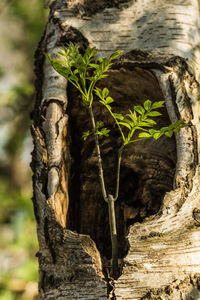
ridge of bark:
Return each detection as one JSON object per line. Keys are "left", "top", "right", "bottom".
{"left": 141, "top": 274, "right": 200, "bottom": 299}
{"left": 51, "top": 0, "right": 133, "bottom": 17}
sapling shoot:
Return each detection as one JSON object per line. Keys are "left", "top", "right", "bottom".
{"left": 46, "top": 44, "right": 186, "bottom": 276}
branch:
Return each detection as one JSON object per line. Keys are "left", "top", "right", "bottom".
{"left": 88, "top": 106, "right": 108, "bottom": 202}
{"left": 114, "top": 145, "right": 124, "bottom": 201}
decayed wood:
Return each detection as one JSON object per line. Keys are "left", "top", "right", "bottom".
{"left": 31, "top": 0, "right": 200, "bottom": 298}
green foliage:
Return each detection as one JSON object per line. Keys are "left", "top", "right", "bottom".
{"left": 47, "top": 44, "right": 186, "bottom": 148}
{"left": 94, "top": 91, "right": 186, "bottom": 146}
{"left": 47, "top": 44, "right": 187, "bottom": 274}
{"left": 82, "top": 121, "right": 110, "bottom": 140}
{"left": 46, "top": 43, "right": 122, "bottom": 106}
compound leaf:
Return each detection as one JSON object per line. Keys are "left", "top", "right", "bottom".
{"left": 144, "top": 100, "right": 152, "bottom": 111}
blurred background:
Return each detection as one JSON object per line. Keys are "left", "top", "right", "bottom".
{"left": 0, "top": 1, "right": 48, "bottom": 299}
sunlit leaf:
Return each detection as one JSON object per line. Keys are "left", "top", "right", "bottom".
{"left": 89, "top": 63, "right": 99, "bottom": 69}
{"left": 138, "top": 121, "right": 152, "bottom": 127}
{"left": 165, "top": 130, "right": 173, "bottom": 137}
{"left": 134, "top": 105, "right": 145, "bottom": 115}
{"left": 96, "top": 121, "right": 104, "bottom": 129}
{"left": 105, "top": 96, "right": 114, "bottom": 104}
{"left": 138, "top": 132, "right": 152, "bottom": 138}
{"left": 119, "top": 122, "right": 131, "bottom": 130}
{"left": 149, "top": 129, "right": 157, "bottom": 135}
{"left": 144, "top": 100, "right": 152, "bottom": 111}
{"left": 95, "top": 88, "right": 103, "bottom": 99}
{"left": 69, "top": 74, "right": 78, "bottom": 82}
{"left": 109, "top": 50, "right": 123, "bottom": 61}
{"left": 151, "top": 101, "right": 165, "bottom": 109}
{"left": 148, "top": 111, "right": 162, "bottom": 117}
{"left": 97, "top": 127, "right": 110, "bottom": 137}
{"left": 82, "top": 130, "right": 91, "bottom": 140}
{"left": 153, "top": 132, "right": 163, "bottom": 139}
{"left": 113, "top": 113, "right": 124, "bottom": 120}
{"left": 145, "top": 118, "right": 157, "bottom": 125}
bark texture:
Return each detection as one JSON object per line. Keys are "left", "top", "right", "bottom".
{"left": 31, "top": 0, "right": 200, "bottom": 299}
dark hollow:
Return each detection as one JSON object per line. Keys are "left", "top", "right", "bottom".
{"left": 66, "top": 67, "right": 176, "bottom": 261}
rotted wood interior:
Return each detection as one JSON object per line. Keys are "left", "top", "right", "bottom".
{"left": 66, "top": 66, "right": 177, "bottom": 261}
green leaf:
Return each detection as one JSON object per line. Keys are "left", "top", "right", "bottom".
{"left": 96, "top": 121, "right": 104, "bottom": 129}
{"left": 124, "top": 118, "right": 133, "bottom": 126}
{"left": 151, "top": 101, "right": 165, "bottom": 109}
{"left": 109, "top": 50, "right": 123, "bottom": 61}
{"left": 82, "top": 56, "right": 88, "bottom": 64}
{"left": 69, "top": 74, "right": 78, "bottom": 82}
{"left": 138, "top": 121, "right": 152, "bottom": 127}
{"left": 134, "top": 105, "right": 145, "bottom": 115}
{"left": 149, "top": 129, "right": 157, "bottom": 135}
{"left": 138, "top": 132, "right": 152, "bottom": 138}
{"left": 73, "top": 69, "right": 79, "bottom": 74}
{"left": 105, "top": 96, "right": 114, "bottom": 104}
{"left": 102, "top": 88, "right": 109, "bottom": 98}
{"left": 113, "top": 113, "right": 124, "bottom": 120}
{"left": 145, "top": 118, "right": 157, "bottom": 125}
{"left": 165, "top": 130, "right": 173, "bottom": 138}
{"left": 97, "top": 127, "right": 110, "bottom": 137}
{"left": 127, "top": 110, "right": 137, "bottom": 124}
{"left": 86, "top": 46, "right": 97, "bottom": 58}
{"left": 144, "top": 100, "right": 152, "bottom": 111}
{"left": 95, "top": 88, "right": 103, "bottom": 99}
{"left": 96, "top": 74, "right": 108, "bottom": 80}
{"left": 153, "top": 132, "right": 163, "bottom": 139}
{"left": 174, "top": 128, "right": 180, "bottom": 133}
{"left": 160, "top": 126, "right": 169, "bottom": 133}
{"left": 134, "top": 126, "right": 148, "bottom": 131}
{"left": 119, "top": 122, "right": 131, "bottom": 130}
{"left": 148, "top": 111, "right": 162, "bottom": 117}
{"left": 89, "top": 63, "right": 99, "bottom": 69}
{"left": 46, "top": 56, "right": 70, "bottom": 78}
{"left": 82, "top": 130, "right": 91, "bottom": 140}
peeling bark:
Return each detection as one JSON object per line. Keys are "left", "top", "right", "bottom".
{"left": 32, "top": 0, "right": 200, "bottom": 299}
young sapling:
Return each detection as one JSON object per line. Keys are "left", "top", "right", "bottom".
{"left": 46, "top": 43, "right": 186, "bottom": 276}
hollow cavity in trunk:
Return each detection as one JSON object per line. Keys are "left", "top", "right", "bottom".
{"left": 66, "top": 67, "right": 176, "bottom": 270}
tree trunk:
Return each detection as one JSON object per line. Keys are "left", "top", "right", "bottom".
{"left": 31, "top": 0, "right": 200, "bottom": 299}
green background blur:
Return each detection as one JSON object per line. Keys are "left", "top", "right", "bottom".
{"left": 0, "top": 1, "right": 48, "bottom": 299}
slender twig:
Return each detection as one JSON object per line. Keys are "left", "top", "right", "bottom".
{"left": 108, "top": 194, "right": 118, "bottom": 273}
{"left": 88, "top": 106, "right": 108, "bottom": 202}
{"left": 114, "top": 145, "right": 124, "bottom": 201}
{"left": 106, "top": 106, "right": 126, "bottom": 142}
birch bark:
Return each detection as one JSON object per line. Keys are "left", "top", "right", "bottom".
{"left": 31, "top": 0, "right": 200, "bottom": 298}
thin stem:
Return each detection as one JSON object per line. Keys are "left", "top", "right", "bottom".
{"left": 114, "top": 145, "right": 124, "bottom": 201}
{"left": 88, "top": 106, "right": 108, "bottom": 202}
{"left": 88, "top": 79, "right": 97, "bottom": 106}
{"left": 106, "top": 106, "right": 126, "bottom": 142}
{"left": 108, "top": 194, "right": 118, "bottom": 273}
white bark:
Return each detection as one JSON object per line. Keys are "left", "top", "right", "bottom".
{"left": 32, "top": 0, "right": 200, "bottom": 298}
